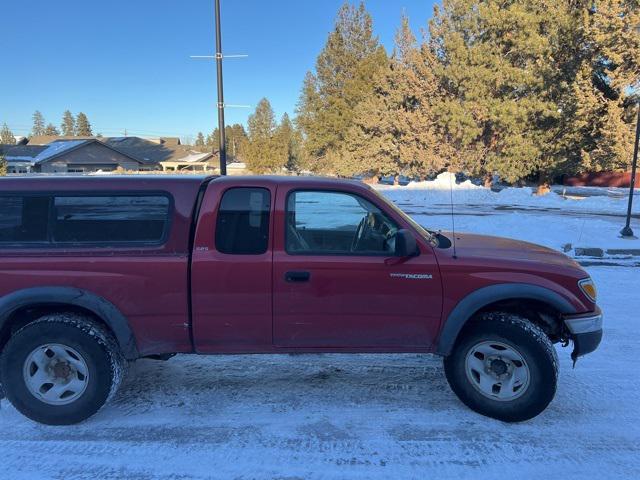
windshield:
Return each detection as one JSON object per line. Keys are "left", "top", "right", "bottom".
{"left": 368, "top": 187, "right": 438, "bottom": 246}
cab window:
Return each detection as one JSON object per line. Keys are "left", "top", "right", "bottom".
{"left": 215, "top": 187, "right": 271, "bottom": 255}
{"left": 286, "top": 190, "right": 398, "bottom": 255}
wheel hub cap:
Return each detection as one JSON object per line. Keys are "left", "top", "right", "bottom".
{"left": 465, "top": 341, "right": 531, "bottom": 402}
{"left": 489, "top": 357, "right": 509, "bottom": 377}
{"left": 23, "top": 344, "right": 90, "bottom": 406}
{"left": 52, "top": 361, "right": 72, "bottom": 379}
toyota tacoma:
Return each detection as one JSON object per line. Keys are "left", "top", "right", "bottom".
{"left": 0, "top": 175, "right": 602, "bottom": 424}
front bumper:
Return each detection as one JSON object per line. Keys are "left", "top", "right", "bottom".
{"left": 564, "top": 307, "right": 603, "bottom": 361}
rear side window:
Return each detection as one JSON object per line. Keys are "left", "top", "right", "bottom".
{"left": 0, "top": 194, "right": 171, "bottom": 247}
{"left": 215, "top": 187, "right": 271, "bottom": 255}
{"left": 53, "top": 196, "right": 170, "bottom": 244}
{"left": 0, "top": 196, "right": 50, "bottom": 243}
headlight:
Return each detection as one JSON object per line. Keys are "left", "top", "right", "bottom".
{"left": 578, "top": 278, "right": 597, "bottom": 303}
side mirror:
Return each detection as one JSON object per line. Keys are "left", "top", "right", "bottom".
{"left": 394, "top": 229, "right": 419, "bottom": 257}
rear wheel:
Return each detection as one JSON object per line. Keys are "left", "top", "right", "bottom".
{"left": 444, "top": 312, "right": 558, "bottom": 422}
{"left": 0, "top": 313, "right": 125, "bottom": 425}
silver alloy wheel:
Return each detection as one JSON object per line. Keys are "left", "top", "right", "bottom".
{"left": 22, "top": 344, "right": 89, "bottom": 406}
{"left": 464, "top": 340, "right": 530, "bottom": 402}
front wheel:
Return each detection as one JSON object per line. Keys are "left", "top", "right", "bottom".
{"left": 444, "top": 312, "right": 558, "bottom": 422}
{"left": 0, "top": 313, "right": 126, "bottom": 425}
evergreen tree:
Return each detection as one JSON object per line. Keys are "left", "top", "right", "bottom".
{"left": 429, "top": 0, "right": 570, "bottom": 183}
{"left": 563, "top": 1, "right": 640, "bottom": 173}
{"left": 0, "top": 123, "right": 16, "bottom": 144}
{"left": 276, "top": 113, "right": 303, "bottom": 173}
{"left": 343, "top": 14, "right": 452, "bottom": 180}
{"left": 243, "top": 98, "right": 286, "bottom": 173}
{"left": 195, "top": 132, "right": 205, "bottom": 148}
{"left": 295, "top": 72, "right": 321, "bottom": 162}
{"left": 44, "top": 123, "right": 60, "bottom": 136}
{"left": 61, "top": 110, "right": 75, "bottom": 136}
{"left": 75, "top": 112, "right": 93, "bottom": 136}
{"left": 427, "top": 0, "right": 640, "bottom": 182}
{"left": 206, "top": 124, "right": 248, "bottom": 160}
{"left": 296, "top": 1, "right": 388, "bottom": 173}
{"left": 226, "top": 124, "right": 248, "bottom": 160}
{"left": 32, "top": 111, "right": 45, "bottom": 137}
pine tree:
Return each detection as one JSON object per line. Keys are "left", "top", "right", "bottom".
{"left": 75, "top": 112, "right": 93, "bottom": 136}
{"left": 425, "top": 0, "right": 640, "bottom": 182}
{"left": 243, "top": 98, "right": 286, "bottom": 173}
{"left": 195, "top": 132, "right": 205, "bottom": 148}
{"left": 563, "top": 1, "right": 640, "bottom": 173}
{"left": 206, "top": 130, "right": 215, "bottom": 147}
{"left": 275, "top": 113, "right": 303, "bottom": 173}
{"left": 429, "top": 0, "right": 574, "bottom": 183}
{"left": 296, "top": 1, "right": 388, "bottom": 173}
{"left": 295, "top": 72, "right": 322, "bottom": 162}
{"left": 226, "top": 124, "right": 248, "bottom": 160}
{"left": 0, "top": 123, "right": 16, "bottom": 144}
{"left": 206, "top": 124, "right": 248, "bottom": 160}
{"left": 44, "top": 123, "right": 60, "bottom": 136}
{"left": 343, "top": 14, "right": 452, "bottom": 180}
{"left": 207, "top": 128, "right": 225, "bottom": 150}
{"left": 61, "top": 110, "right": 75, "bottom": 136}
{"left": 32, "top": 111, "right": 45, "bottom": 137}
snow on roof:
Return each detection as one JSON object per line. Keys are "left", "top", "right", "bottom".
{"left": 163, "top": 151, "right": 212, "bottom": 163}
{"left": 30, "top": 140, "right": 88, "bottom": 164}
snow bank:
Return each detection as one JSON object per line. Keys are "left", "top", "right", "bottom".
{"left": 376, "top": 173, "right": 639, "bottom": 215}
{"left": 402, "top": 172, "right": 483, "bottom": 190}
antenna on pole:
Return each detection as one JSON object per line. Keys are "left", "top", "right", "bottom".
{"left": 214, "top": 0, "right": 227, "bottom": 175}
{"left": 190, "top": 1, "right": 248, "bottom": 176}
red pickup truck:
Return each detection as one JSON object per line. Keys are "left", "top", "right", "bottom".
{"left": 0, "top": 175, "right": 602, "bottom": 425}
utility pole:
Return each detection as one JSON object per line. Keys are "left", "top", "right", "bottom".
{"left": 190, "top": 1, "right": 249, "bottom": 176}
{"left": 214, "top": 0, "right": 227, "bottom": 176}
{"left": 620, "top": 103, "right": 639, "bottom": 238}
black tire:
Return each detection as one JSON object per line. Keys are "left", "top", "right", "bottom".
{"left": 443, "top": 312, "right": 558, "bottom": 422}
{"left": 0, "top": 313, "right": 126, "bottom": 425}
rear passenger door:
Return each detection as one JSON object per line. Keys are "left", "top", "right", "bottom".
{"left": 191, "top": 183, "right": 275, "bottom": 352}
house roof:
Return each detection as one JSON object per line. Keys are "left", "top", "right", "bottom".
{"left": 21, "top": 136, "right": 211, "bottom": 166}
{"left": 0, "top": 144, "right": 49, "bottom": 162}
{"left": 2, "top": 139, "right": 145, "bottom": 166}
{"left": 157, "top": 137, "right": 181, "bottom": 146}
{"left": 28, "top": 135, "right": 181, "bottom": 146}
{"left": 160, "top": 151, "right": 213, "bottom": 164}
{"left": 105, "top": 137, "right": 213, "bottom": 164}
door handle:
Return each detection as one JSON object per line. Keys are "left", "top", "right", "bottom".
{"left": 285, "top": 271, "right": 311, "bottom": 283}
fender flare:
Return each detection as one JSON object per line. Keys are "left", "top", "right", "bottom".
{"left": 0, "top": 286, "right": 139, "bottom": 360}
{"left": 434, "top": 283, "right": 577, "bottom": 356}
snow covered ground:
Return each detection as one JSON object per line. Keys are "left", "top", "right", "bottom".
{"left": 377, "top": 173, "right": 640, "bottom": 256}
{"left": 1, "top": 267, "right": 638, "bottom": 479}
{"left": 1, "top": 179, "right": 639, "bottom": 479}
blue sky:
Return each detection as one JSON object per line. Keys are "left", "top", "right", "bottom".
{"left": 1, "top": 0, "right": 437, "bottom": 140}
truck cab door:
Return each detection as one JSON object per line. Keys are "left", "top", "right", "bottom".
{"left": 272, "top": 187, "right": 443, "bottom": 349}
{"left": 191, "top": 183, "right": 275, "bottom": 352}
